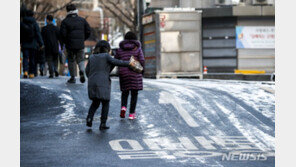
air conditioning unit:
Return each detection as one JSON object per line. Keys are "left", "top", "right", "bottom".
{"left": 238, "top": 0, "right": 247, "bottom": 6}
{"left": 215, "top": 0, "right": 239, "bottom": 6}
{"left": 252, "top": 0, "right": 274, "bottom": 5}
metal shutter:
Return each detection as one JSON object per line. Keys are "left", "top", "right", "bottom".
{"left": 202, "top": 17, "right": 237, "bottom": 73}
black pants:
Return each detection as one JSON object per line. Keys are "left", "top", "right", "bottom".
{"left": 67, "top": 49, "right": 85, "bottom": 77}
{"left": 36, "top": 63, "right": 45, "bottom": 76}
{"left": 46, "top": 53, "right": 59, "bottom": 76}
{"left": 22, "top": 48, "right": 37, "bottom": 75}
{"left": 121, "top": 90, "right": 138, "bottom": 114}
{"left": 87, "top": 99, "right": 110, "bottom": 123}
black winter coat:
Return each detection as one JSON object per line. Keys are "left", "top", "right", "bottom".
{"left": 86, "top": 53, "right": 129, "bottom": 101}
{"left": 21, "top": 17, "right": 44, "bottom": 50}
{"left": 37, "top": 49, "right": 46, "bottom": 64}
{"left": 60, "top": 14, "right": 91, "bottom": 50}
{"left": 41, "top": 23, "right": 61, "bottom": 55}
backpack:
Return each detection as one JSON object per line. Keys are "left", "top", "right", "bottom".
{"left": 21, "top": 22, "right": 35, "bottom": 42}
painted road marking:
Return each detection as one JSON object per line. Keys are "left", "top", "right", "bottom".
{"left": 159, "top": 91, "right": 199, "bottom": 127}
{"left": 109, "top": 136, "right": 274, "bottom": 160}
{"left": 260, "top": 86, "right": 275, "bottom": 94}
{"left": 143, "top": 137, "right": 198, "bottom": 150}
{"left": 117, "top": 151, "right": 175, "bottom": 160}
{"left": 109, "top": 139, "right": 143, "bottom": 151}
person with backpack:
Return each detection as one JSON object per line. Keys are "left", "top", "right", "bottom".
{"left": 60, "top": 4, "right": 91, "bottom": 84}
{"left": 20, "top": 10, "right": 44, "bottom": 78}
{"left": 115, "top": 32, "right": 145, "bottom": 120}
{"left": 85, "top": 40, "right": 137, "bottom": 130}
{"left": 41, "top": 15, "right": 62, "bottom": 78}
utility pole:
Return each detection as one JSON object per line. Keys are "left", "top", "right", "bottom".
{"left": 138, "top": 0, "right": 144, "bottom": 47}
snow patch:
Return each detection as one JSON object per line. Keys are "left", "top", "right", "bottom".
{"left": 215, "top": 102, "right": 274, "bottom": 151}
{"left": 40, "top": 86, "right": 53, "bottom": 90}
{"left": 57, "top": 93, "right": 79, "bottom": 126}
{"left": 59, "top": 93, "right": 74, "bottom": 101}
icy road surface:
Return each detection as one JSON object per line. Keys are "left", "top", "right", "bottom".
{"left": 21, "top": 77, "right": 275, "bottom": 167}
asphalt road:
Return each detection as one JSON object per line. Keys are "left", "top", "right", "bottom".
{"left": 20, "top": 76, "right": 275, "bottom": 167}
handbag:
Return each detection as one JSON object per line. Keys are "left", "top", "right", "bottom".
{"left": 129, "top": 56, "right": 143, "bottom": 74}
{"left": 59, "top": 51, "right": 66, "bottom": 65}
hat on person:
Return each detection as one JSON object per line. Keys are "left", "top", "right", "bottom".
{"left": 66, "top": 4, "right": 76, "bottom": 12}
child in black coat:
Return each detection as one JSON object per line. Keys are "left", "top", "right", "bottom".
{"left": 85, "top": 40, "right": 136, "bottom": 130}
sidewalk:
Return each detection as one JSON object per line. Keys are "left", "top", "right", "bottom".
{"left": 203, "top": 73, "right": 273, "bottom": 81}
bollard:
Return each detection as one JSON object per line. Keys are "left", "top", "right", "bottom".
{"left": 203, "top": 66, "right": 208, "bottom": 74}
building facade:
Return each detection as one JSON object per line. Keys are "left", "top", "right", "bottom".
{"left": 145, "top": 0, "right": 275, "bottom": 74}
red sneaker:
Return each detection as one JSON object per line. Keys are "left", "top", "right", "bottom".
{"left": 128, "top": 113, "right": 136, "bottom": 120}
{"left": 120, "top": 107, "right": 127, "bottom": 118}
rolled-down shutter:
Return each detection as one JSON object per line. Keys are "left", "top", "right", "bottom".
{"left": 202, "top": 17, "right": 237, "bottom": 73}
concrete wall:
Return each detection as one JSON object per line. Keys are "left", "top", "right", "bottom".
{"left": 149, "top": 0, "right": 179, "bottom": 8}
{"left": 233, "top": 6, "right": 275, "bottom": 16}
{"left": 237, "top": 17, "right": 275, "bottom": 26}
{"left": 179, "top": 0, "right": 215, "bottom": 8}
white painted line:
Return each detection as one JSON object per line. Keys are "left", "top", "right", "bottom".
{"left": 109, "top": 139, "right": 143, "bottom": 151}
{"left": 260, "top": 86, "right": 275, "bottom": 94}
{"left": 159, "top": 91, "right": 199, "bottom": 127}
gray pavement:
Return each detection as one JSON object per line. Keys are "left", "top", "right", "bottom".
{"left": 20, "top": 76, "right": 275, "bottom": 167}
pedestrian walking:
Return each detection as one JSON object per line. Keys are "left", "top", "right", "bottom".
{"left": 41, "top": 15, "right": 62, "bottom": 78}
{"left": 60, "top": 4, "right": 91, "bottom": 83}
{"left": 115, "top": 32, "right": 145, "bottom": 120}
{"left": 36, "top": 48, "right": 46, "bottom": 76}
{"left": 20, "top": 10, "right": 44, "bottom": 78}
{"left": 85, "top": 40, "right": 137, "bottom": 130}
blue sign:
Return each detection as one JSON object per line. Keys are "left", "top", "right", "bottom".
{"left": 236, "top": 26, "right": 275, "bottom": 49}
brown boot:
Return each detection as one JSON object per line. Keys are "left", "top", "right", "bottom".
{"left": 29, "top": 74, "right": 35, "bottom": 78}
{"left": 23, "top": 71, "right": 28, "bottom": 78}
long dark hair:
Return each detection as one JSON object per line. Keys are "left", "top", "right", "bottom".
{"left": 93, "top": 40, "right": 111, "bottom": 54}
{"left": 124, "top": 31, "right": 137, "bottom": 40}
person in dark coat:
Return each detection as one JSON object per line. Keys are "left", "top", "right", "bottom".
{"left": 60, "top": 4, "right": 91, "bottom": 83}
{"left": 20, "top": 10, "right": 44, "bottom": 78}
{"left": 85, "top": 40, "right": 135, "bottom": 130}
{"left": 41, "top": 15, "right": 62, "bottom": 78}
{"left": 115, "top": 31, "right": 145, "bottom": 120}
